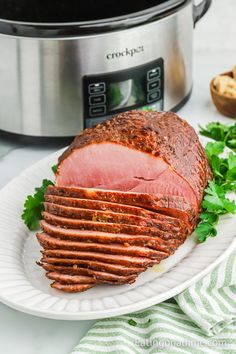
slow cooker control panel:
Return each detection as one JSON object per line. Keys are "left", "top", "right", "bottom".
{"left": 83, "top": 58, "right": 164, "bottom": 128}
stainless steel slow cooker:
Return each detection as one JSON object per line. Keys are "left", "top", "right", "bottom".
{"left": 0, "top": 0, "right": 211, "bottom": 137}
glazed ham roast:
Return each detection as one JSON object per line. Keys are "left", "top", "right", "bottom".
{"left": 37, "top": 110, "right": 212, "bottom": 292}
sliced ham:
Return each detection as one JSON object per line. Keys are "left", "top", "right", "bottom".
{"left": 45, "top": 187, "right": 195, "bottom": 230}
{"left": 46, "top": 272, "right": 96, "bottom": 284}
{"left": 51, "top": 282, "right": 94, "bottom": 292}
{"left": 41, "top": 257, "right": 146, "bottom": 275}
{"left": 42, "top": 211, "right": 176, "bottom": 239}
{"left": 37, "top": 232, "right": 172, "bottom": 257}
{"left": 40, "top": 221, "right": 180, "bottom": 251}
{"left": 44, "top": 202, "right": 186, "bottom": 233}
{"left": 42, "top": 249, "right": 161, "bottom": 267}
{"left": 45, "top": 194, "right": 187, "bottom": 230}
{"left": 40, "top": 263, "right": 137, "bottom": 283}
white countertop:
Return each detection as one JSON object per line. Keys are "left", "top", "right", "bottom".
{"left": 0, "top": 1, "right": 235, "bottom": 353}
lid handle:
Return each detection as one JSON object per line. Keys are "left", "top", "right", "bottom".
{"left": 193, "top": 0, "right": 212, "bottom": 25}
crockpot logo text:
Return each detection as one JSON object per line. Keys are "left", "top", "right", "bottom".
{"left": 106, "top": 46, "right": 144, "bottom": 59}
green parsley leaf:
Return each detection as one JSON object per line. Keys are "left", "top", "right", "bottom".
{"left": 223, "top": 181, "right": 236, "bottom": 193}
{"left": 199, "top": 120, "right": 236, "bottom": 152}
{"left": 51, "top": 164, "right": 58, "bottom": 174}
{"left": 195, "top": 222, "right": 217, "bottom": 243}
{"left": 199, "top": 122, "right": 229, "bottom": 142}
{"left": 227, "top": 139, "right": 236, "bottom": 149}
{"left": 205, "top": 141, "right": 225, "bottom": 159}
{"left": 202, "top": 180, "right": 236, "bottom": 214}
{"left": 226, "top": 153, "right": 236, "bottom": 181}
{"left": 208, "top": 155, "right": 224, "bottom": 180}
{"left": 196, "top": 138, "right": 236, "bottom": 242}
{"left": 128, "top": 319, "right": 137, "bottom": 326}
{"left": 22, "top": 179, "right": 54, "bottom": 231}
{"left": 200, "top": 212, "right": 219, "bottom": 224}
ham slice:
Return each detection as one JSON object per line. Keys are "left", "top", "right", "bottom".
{"left": 41, "top": 257, "right": 146, "bottom": 275}
{"left": 46, "top": 272, "right": 96, "bottom": 284}
{"left": 42, "top": 249, "right": 162, "bottom": 267}
{"left": 42, "top": 211, "right": 177, "bottom": 239}
{"left": 44, "top": 202, "right": 187, "bottom": 232}
{"left": 37, "top": 232, "right": 172, "bottom": 257}
{"left": 40, "top": 221, "right": 180, "bottom": 251}
{"left": 40, "top": 263, "right": 137, "bottom": 283}
{"left": 45, "top": 194, "right": 188, "bottom": 230}
{"left": 51, "top": 282, "right": 94, "bottom": 292}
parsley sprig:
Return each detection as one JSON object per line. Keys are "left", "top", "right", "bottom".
{"left": 199, "top": 119, "right": 236, "bottom": 152}
{"left": 21, "top": 179, "right": 54, "bottom": 230}
{"left": 196, "top": 124, "right": 236, "bottom": 242}
{"left": 21, "top": 164, "right": 57, "bottom": 230}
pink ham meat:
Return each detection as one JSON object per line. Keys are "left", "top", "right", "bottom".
{"left": 45, "top": 186, "right": 195, "bottom": 230}
{"left": 56, "top": 111, "right": 212, "bottom": 209}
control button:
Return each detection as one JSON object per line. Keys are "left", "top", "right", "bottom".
{"left": 147, "top": 67, "right": 161, "bottom": 81}
{"left": 89, "top": 94, "right": 106, "bottom": 105}
{"left": 147, "top": 79, "right": 161, "bottom": 91}
{"left": 89, "top": 105, "right": 106, "bottom": 117}
{"left": 147, "top": 90, "right": 161, "bottom": 103}
{"left": 88, "top": 83, "right": 106, "bottom": 95}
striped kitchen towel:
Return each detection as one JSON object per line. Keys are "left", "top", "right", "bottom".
{"left": 72, "top": 251, "right": 236, "bottom": 354}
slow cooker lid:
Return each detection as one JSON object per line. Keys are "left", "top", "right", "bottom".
{"left": 0, "top": 0, "right": 188, "bottom": 37}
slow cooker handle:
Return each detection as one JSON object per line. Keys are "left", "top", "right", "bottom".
{"left": 193, "top": 0, "right": 212, "bottom": 25}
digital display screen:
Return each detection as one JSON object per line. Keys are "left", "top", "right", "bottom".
{"left": 107, "top": 78, "right": 146, "bottom": 111}
{"left": 83, "top": 58, "right": 164, "bottom": 127}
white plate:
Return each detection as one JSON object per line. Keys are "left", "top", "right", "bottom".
{"left": 0, "top": 147, "right": 235, "bottom": 320}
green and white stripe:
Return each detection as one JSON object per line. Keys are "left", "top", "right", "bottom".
{"left": 72, "top": 252, "right": 236, "bottom": 354}
{"left": 176, "top": 251, "right": 236, "bottom": 336}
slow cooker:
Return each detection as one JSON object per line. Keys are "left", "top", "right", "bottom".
{"left": 0, "top": 0, "right": 211, "bottom": 137}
